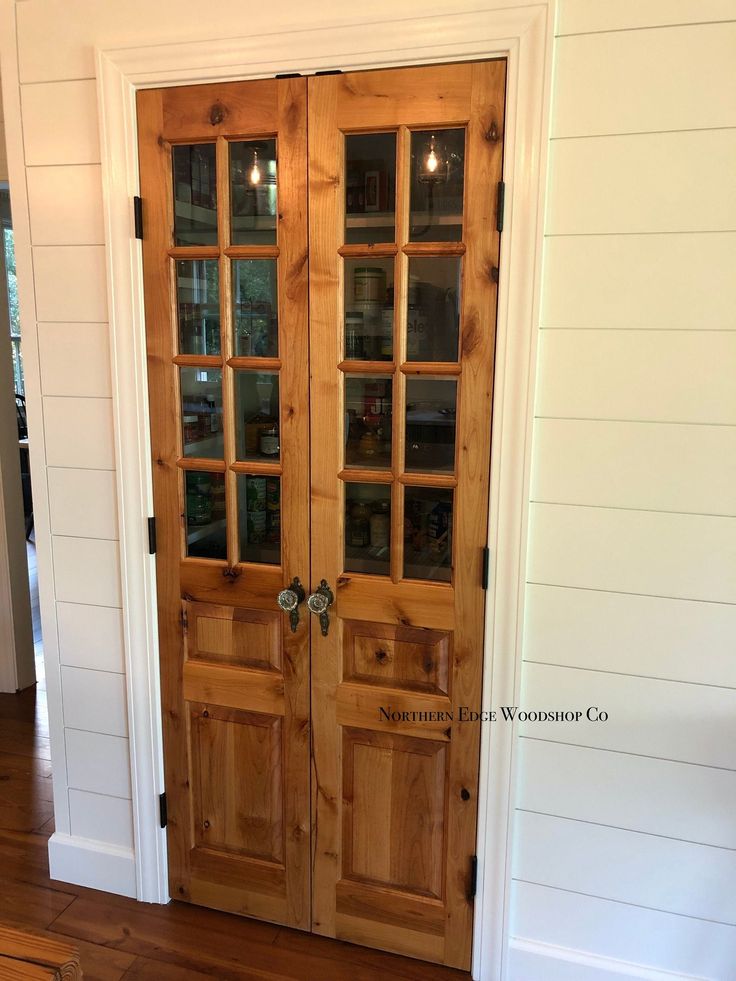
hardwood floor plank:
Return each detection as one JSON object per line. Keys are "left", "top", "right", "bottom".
{"left": 0, "top": 879, "right": 76, "bottom": 931}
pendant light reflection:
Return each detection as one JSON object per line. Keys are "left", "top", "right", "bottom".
{"left": 249, "top": 150, "right": 261, "bottom": 186}
{"left": 418, "top": 134, "right": 449, "bottom": 184}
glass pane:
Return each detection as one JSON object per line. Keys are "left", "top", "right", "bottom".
{"left": 180, "top": 368, "right": 224, "bottom": 459}
{"left": 232, "top": 259, "right": 278, "bottom": 357}
{"left": 344, "top": 258, "right": 394, "bottom": 362}
{"left": 230, "top": 140, "right": 277, "bottom": 245}
{"left": 404, "top": 487, "right": 453, "bottom": 582}
{"left": 173, "top": 144, "right": 217, "bottom": 246}
{"left": 238, "top": 474, "right": 281, "bottom": 565}
{"left": 406, "top": 257, "right": 461, "bottom": 362}
{"left": 405, "top": 379, "right": 457, "bottom": 473}
{"left": 236, "top": 372, "right": 280, "bottom": 461}
{"left": 410, "top": 129, "right": 465, "bottom": 242}
{"left": 345, "top": 483, "right": 391, "bottom": 576}
{"left": 176, "top": 260, "right": 220, "bottom": 356}
{"left": 185, "top": 471, "right": 227, "bottom": 560}
{"left": 345, "top": 376, "right": 392, "bottom": 470}
{"left": 345, "top": 133, "right": 396, "bottom": 245}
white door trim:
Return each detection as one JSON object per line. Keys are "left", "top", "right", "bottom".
{"left": 95, "top": 4, "right": 554, "bottom": 975}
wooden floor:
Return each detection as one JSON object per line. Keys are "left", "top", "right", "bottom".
{"left": 0, "top": 543, "right": 469, "bottom": 980}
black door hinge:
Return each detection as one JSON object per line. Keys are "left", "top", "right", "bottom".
{"left": 481, "top": 546, "right": 490, "bottom": 590}
{"left": 275, "top": 72, "right": 302, "bottom": 79}
{"left": 496, "top": 181, "right": 505, "bottom": 233}
{"left": 315, "top": 69, "right": 343, "bottom": 76}
{"left": 159, "top": 792, "right": 168, "bottom": 829}
{"left": 468, "top": 855, "right": 478, "bottom": 901}
{"left": 133, "top": 195, "right": 143, "bottom": 239}
{"left": 147, "top": 516, "right": 157, "bottom": 555}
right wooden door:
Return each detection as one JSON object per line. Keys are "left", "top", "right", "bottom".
{"left": 307, "top": 62, "right": 507, "bottom": 970}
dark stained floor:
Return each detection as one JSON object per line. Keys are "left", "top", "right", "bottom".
{"left": 0, "top": 544, "right": 468, "bottom": 980}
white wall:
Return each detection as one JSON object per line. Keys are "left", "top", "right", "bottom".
{"left": 508, "top": 3, "right": 736, "bottom": 979}
{"left": 0, "top": 0, "right": 734, "bottom": 976}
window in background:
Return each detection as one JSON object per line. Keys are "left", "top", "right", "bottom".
{"left": 0, "top": 189, "right": 22, "bottom": 395}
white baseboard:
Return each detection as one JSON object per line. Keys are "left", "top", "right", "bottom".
{"left": 48, "top": 832, "right": 137, "bottom": 899}
{"left": 507, "top": 939, "right": 706, "bottom": 981}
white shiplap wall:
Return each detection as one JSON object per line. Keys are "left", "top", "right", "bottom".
{"left": 1, "top": 0, "right": 735, "bottom": 975}
{"left": 508, "top": 3, "right": 736, "bottom": 979}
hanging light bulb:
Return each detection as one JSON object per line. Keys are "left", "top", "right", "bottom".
{"left": 249, "top": 150, "right": 261, "bottom": 186}
{"left": 418, "top": 134, "right": 448, "bottom": 185}
{"left": 426, "top": 140, "right": 439, "bottom": 174}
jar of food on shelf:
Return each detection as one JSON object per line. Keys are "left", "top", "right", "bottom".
{"left": 265, "top": 477, "right": 280, "bottom": 543}
{"left": 187, "top": 474, "right": 212, "bottom": 526}
{"left": 348, "top": 501, "right": 371, "bottom": 547}
{"left": 345, "top": 312, "right": 364, "bottom": 360}
{"left": 380, "top": 288, "right": 394, "bottom": 360}
{"left": 183, "top": 415, "right": 199, "bottom": 445}
{"left": 354, "top": 267, "right": 386, "bottom": 302}
{"left": 260, "top": 425, "right": 280, "bottom": 457}
{"left": 246, "top": 476, "right": 267, "bottom": 544}
{"left": 358, "top": 429, "right": 381, "bottom": 460}
{"left": 370, "top": 500, "right": 390, "bottom": 548}
{"left": 211, "top": 479, "right": 226, "bottom": 521}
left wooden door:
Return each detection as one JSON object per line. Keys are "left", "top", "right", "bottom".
{"left": 138, "top": 79, "right": 311, "bottom": 928}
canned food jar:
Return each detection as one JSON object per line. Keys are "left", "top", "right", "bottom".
{"left": 354, "top": 267, "right": 386, "bottom": 303}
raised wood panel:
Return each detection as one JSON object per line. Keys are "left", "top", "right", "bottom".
{"left": 343, "top": 620, "right": 450, "bottom": 694}
{"left": 536, "top": 329, "right": 736, "bottom": 425}
{"left": 60, "top": 666, "right": 128, "bottom": 738}
{"left": 26, "top": 164, "right": 105, "bottom": 246}
{"left": 336, "top": 578, "right": 454, "bottom": 631}
{"left": 43, "top": 397, "right": 115, "bottom": 469}
{"left": 20, "top": 79, "right": 100, "bottom": 164}
{"left": 557, "top": 0, "right": 736, "bottom": 36}
{"left": 528, "top": 502, "right": 736, "bottom": 604}
{"left": 343, "top": 729, "right": 446, "bottom": 898}
{"left": 519, "top": 662, "right": 736, "bottom": 770}
{"left": 541, "top": 232, "right": 736, "bottom": 330}
{"left": 552, "top": 23, "right": 736, "bottom": 137}
{"left": 190, "top": 705, "right": 283, "bottom": 863}
{"left": 337, "top": 684, "right": 452, "bottom": 742}
{"left": 182, "top": 661, "right": 284, "bottom": 716}
{"left": 510, "top": 881, "right": 736, "bottom": 980}
{"left": 524, "top": 583, "right": 736, "bottom": 688}
{"left": 517, "top": 739, "right": 736, "bottom": 849}
{"left": 187, "top": 602, "right": 282, "bottom": 672}
{"left": 512, "top": 810, "right": 736, "bottom": 925}
{"left": 33, "top": 246, "right": 108, "bottom": 322}
{"left": 531, "top": 419, "right": 736, "bottom": 516}
{"left": 57, "top": 601, "right": 125, "bottom": 674}
{"left": 64, "top": 729, "right": 131, "bottom": 799}
{"left": 546, "top": 129, "right": 736, "bottom": 234}
{"left": 38, "top": 323, "right": 112, "bottom": 398}
{"left": 47, "top": 467, "right": 119, "bottom": 539}
{"left": 52, "top": 536, "right": 122, "bottom": 608}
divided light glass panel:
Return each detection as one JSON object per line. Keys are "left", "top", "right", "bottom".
{"left": 180, "top": 367, "right": 224, "bottom": 459}
{"left": 345, "top": 376, "right": 392, "bottom": 470}
{"left": 409, "top": 129, "right": 465, "bottom": 242}
{"left": 345, "top": 482, "right": 391, "bottom": 577}
{"left": 344, "top": 133, "right": 396, "bottom": 245}
{"left": 230, "top": 140, "right": 277, "bottom": 245}
{"left": 404, "top": 486, "right": 452, "bottom": 583}
{"left": 176, "top": 259, "right": 220, "bottom": 356}
{"left": 185, "top": 471, "right": 227, "bottom": 560}
{"left": 406, "top": 257, "right": 461, "bottom": 363}
{"left": 232, "top": 259, "right": 278, "bottom": 357}
{"left": 344, "top": 258, "right": 394, "bottom": 362}
{"left": 235, "top": 371, "right": 280, "bottom": 462}
{"left": 405, "top": 378, "right": 457, "bottom": 473}
{"left": 172, "top": 144, "right": 217, "bottom": 246}
{"left": 237, "top": 474, "right": 281, "bottom": 565}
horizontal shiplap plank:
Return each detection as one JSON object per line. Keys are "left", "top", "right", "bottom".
{"left": 38, "top": 323, "right": 111, "bottom": 398}
{"left": 517, "top": 739, "right": 736, "bottom": 848}
{"left": 69, "top": 790, "right": 134, "bottom": 850}
{"left": 61, "top": 665, "right": 127, "bottom": 737}
{"left": 510, "top": 881, "right": 736, "bottom": 979}
{"left": 513, "top": 810, "right": 736, "bottom": 924}
{"left": 546, "top": 129, "right": 736, "bottom": 234}
{"left": 33, "top": 246, "right": 108, "bottom": 322}
{"left": 57, "top": 602, "right": 124, "bottom": 674}
{"left": 552, "top": 23, "right": 736, "bottom": 136}
{"left": 536, "top": 330, "right": 736, "bottom": 425}
{"left": 519, "top": 661, "right": 736, "bottom": 769}
{"left": 26, "top": 165, "right": 104, "bottom": 245}
{"left": 524, "top": 584, "right": 736, "bottom": 688}
{"left": 558, "top": 0, "right": 736, "bottom": 36}
{"left": 21, "top": 80, "right": 100, "bottom": 164}
{"left": 48, "top": 467, "right": 118, "bottom": 539}
{"left": 65, "top": 728, "right": 131, "bottom": 799}
{"left": 541, "top": 232, "right": 736, "bottom": 329}
{"left": 531, "top": 419, "right": 736, "bottom": 515}
{"left": 43, "top": 397, "right": 115, "bottom": 470}
{"left": 528, "top": 502, "right": 736, "bottom": 604}
{"left": 52, "top": 536, "right": 122, "bottom": 608}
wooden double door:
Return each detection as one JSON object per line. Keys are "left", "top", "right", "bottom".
{"left": 138, "top": 61, "right": 506, "bottom": 971}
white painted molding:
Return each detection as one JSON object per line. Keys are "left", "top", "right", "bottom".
{"left": 95, "top": 2, "right": 554, "bottom": 974}
{"left": 508, "top": 938, "right": 706, "bottom": 981}
{"left": 48, "top": 832, "right": 136, "bottom": 899}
